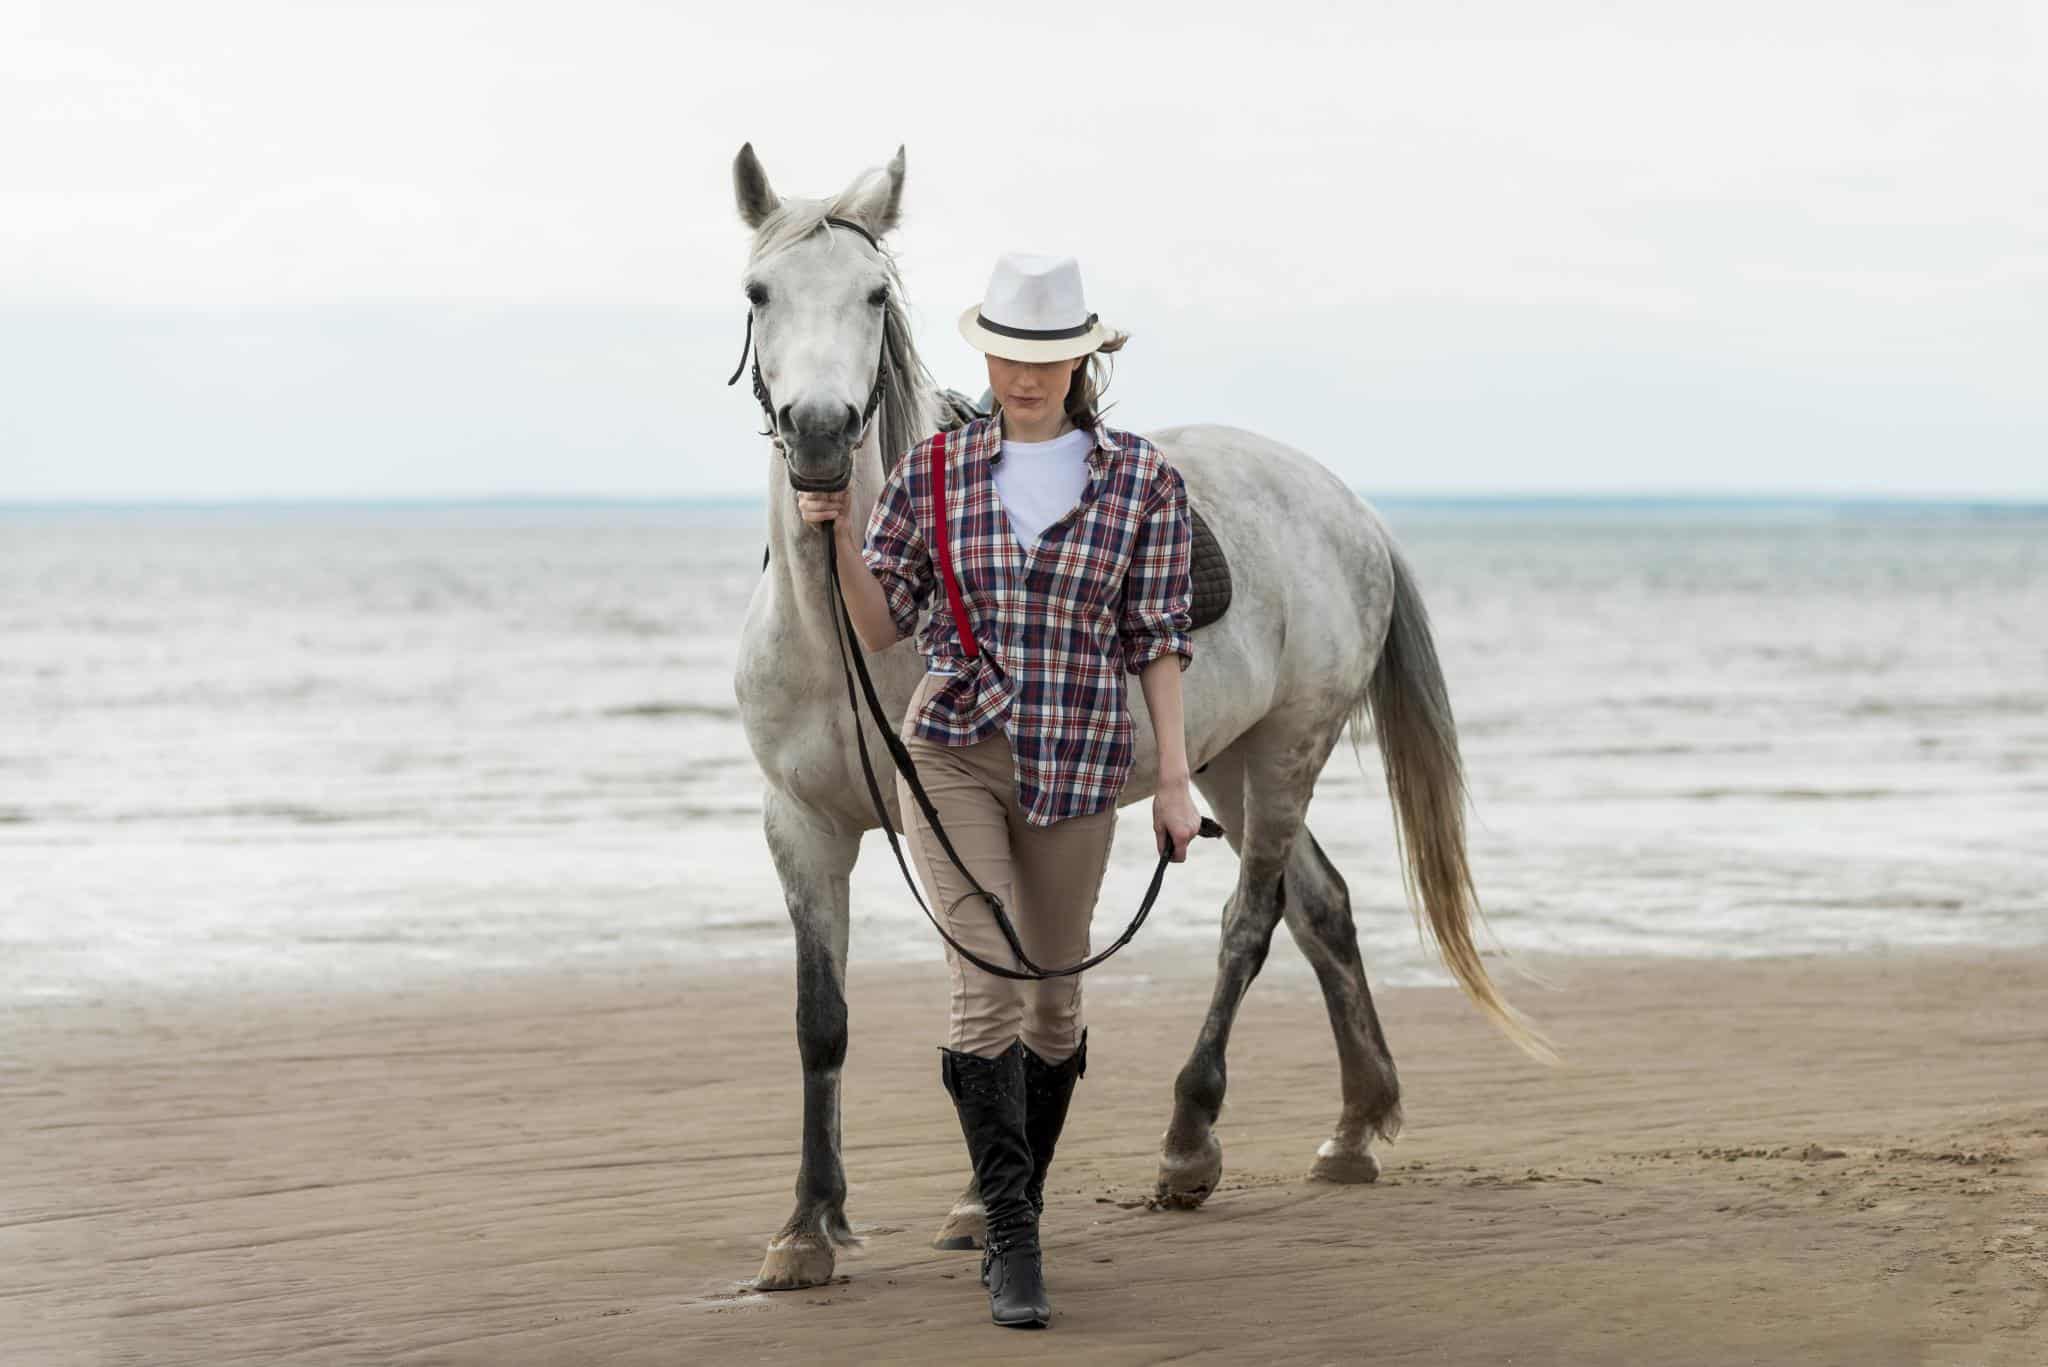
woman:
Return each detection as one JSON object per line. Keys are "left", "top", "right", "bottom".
{"left": 797, "top": 250, "right": 1200, "bottom": 1330}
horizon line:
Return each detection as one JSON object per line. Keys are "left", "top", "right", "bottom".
{"left": 5, "top": 490, "right": 2047, "bottom": 511}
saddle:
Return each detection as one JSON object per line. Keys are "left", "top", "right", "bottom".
{"left": 764, "top": 386, "right": 1232, "bottom": 632}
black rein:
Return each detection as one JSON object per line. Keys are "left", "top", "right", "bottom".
{"left": 819, "top": 520, "right": 1222, "bottom": 982}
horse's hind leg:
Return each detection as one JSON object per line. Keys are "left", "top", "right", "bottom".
{"left": 1282, "top": 827, "right": 1402, "bottom": 1182}
{"left": 755, "top": 792, "right": 861, "bottom": 1291}
{"left": 1157, "top": 724, "right": 1325, "bottom": 1208}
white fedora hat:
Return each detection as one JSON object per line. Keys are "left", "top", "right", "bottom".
{"left": 958, "top": 251, "right": 1122, "bottom": 362}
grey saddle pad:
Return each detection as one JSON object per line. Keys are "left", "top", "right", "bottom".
{"left": 763, "top": 387, "right": 1232, "bottom": 633}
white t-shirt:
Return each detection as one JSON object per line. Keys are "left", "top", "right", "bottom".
{"left": 993, "top": 425, "right": 1094, "bottom": 552}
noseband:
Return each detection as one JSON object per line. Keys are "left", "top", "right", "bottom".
{"left": 727, "top": 216, "right": 891, "bottom": 492}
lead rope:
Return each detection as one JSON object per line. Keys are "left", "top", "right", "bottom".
{"left": 819, "top": 517, "right": 1223, "bottom": 984}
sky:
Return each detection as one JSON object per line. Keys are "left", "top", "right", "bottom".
{"left": 4, "top": 1, "right": 2043, "bottom": 501}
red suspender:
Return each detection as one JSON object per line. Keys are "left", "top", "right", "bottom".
{"left": 928, "top": 429, "right": 980, "bottom": 659}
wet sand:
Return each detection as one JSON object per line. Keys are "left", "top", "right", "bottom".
{"left": 5, "top": 949, "right": 2044, "bottom": 1365}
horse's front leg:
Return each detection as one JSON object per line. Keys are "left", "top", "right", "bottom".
{"left": 930, "top": 1177, "right": 985, "bottom": 1250}
{"left": 755, "top": 791, "right": 862, "bottom": 1290}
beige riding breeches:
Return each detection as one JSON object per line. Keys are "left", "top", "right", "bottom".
{"left": 895, "top": 669, "right": 1118, "bottom": 1061}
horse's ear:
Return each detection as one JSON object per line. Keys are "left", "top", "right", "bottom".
{"left": 733, "top": 142, "right": 780, "bottom": 230}
{"left": 840, "top": 144, "right": 906, "bottom": 237}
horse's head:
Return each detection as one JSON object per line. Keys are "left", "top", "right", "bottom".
{"left": 732, "top": 142, "right": 906, "bottom": 493}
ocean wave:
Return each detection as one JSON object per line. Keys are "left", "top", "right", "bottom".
{"left": 599, "top": 701, "right": 740, "bottom": 721}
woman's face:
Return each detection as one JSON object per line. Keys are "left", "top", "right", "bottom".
{"left": 985, "top": 353, "right": 1085, "bottom": 419}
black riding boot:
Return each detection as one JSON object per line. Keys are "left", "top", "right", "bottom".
{"left": 979, "top": 1031, "right": 1086, "bottom": 1290}
{"left": 940, "top": 1042, "right": 1051, "bottom": 1329}
{"left": 1022, "top": 1028, "right": 1087, "bottom": 1217}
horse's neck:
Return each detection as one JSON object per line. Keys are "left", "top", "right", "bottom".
{"left": 760, "top": 416, "right": 911, "bottom": 650}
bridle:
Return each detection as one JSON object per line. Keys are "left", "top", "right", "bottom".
{"left": 726, "top": 215, "right": 891, "bottom": 494}
{"left": 733, "top": 215, "right": 1222, "bottom": 981}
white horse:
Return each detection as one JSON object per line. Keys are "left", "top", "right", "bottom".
{"left": 729, "top": 143, "right": 1549, "bottom": 1291}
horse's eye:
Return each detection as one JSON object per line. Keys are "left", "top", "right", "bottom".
{"left": 869, "top": 288, "right": 889, "bottom": 309}
{"left": 746, "top": 284, "right": 768, "bottom": 308}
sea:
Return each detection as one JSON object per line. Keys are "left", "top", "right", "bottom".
{"left": 3, "top": 497, "right": 2044, "bottom": 1006}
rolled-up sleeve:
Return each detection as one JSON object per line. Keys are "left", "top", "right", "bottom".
{"left": 859, "top": 449, "right": 932, "bottom": 642}
{"left": 1117, "top": 461, "right": 1195, "bottom": 674}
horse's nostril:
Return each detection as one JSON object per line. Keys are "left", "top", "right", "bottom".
{"left": 776, "top": 403, "right": 795, "bottom": 433}
{"left": 841, "top": 404, "right": 862, "bottom": 440}
{"left": 788, "top": 398, "right": 855, "bottom": 443}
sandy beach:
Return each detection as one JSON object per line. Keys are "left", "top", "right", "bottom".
{"left": 5, "top": 948, "right": 2043, "bottom": 1365}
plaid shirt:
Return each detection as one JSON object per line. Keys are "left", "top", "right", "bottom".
{"left": 860, "top": 412, "right": 1195, "bottom": 827}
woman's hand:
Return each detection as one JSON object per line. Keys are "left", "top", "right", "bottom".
{"left": 795, "top": 487, "right": 853, "bottom": 530}
{"left": 1153, "top": 777, "right": 1202, "bottom": 863}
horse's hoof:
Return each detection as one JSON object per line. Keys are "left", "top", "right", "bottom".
{"left": 1155, "top": 1133, "right": 1223, "bottom": 1210}
{"left": 1308, "top": 1139, "right": 1381, "bottom": 1185}
{"left": 753, "top": 1232, "right": 836, "bottom": 1290}
{"left": 931, "top": 1199, "right": 986, "bottom": 1250}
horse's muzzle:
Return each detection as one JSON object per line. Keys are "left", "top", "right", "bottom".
{"left": 783, "top": 437, "right": 854, "bottom": 493}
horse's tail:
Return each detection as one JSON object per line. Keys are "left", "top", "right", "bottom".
{"left": 1361, "top": 542, "right": 1558, "bottom": 1064}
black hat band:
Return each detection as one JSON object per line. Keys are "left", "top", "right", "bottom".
{"left": 975, "top": 310, "right": 1099, "bottom": 341}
